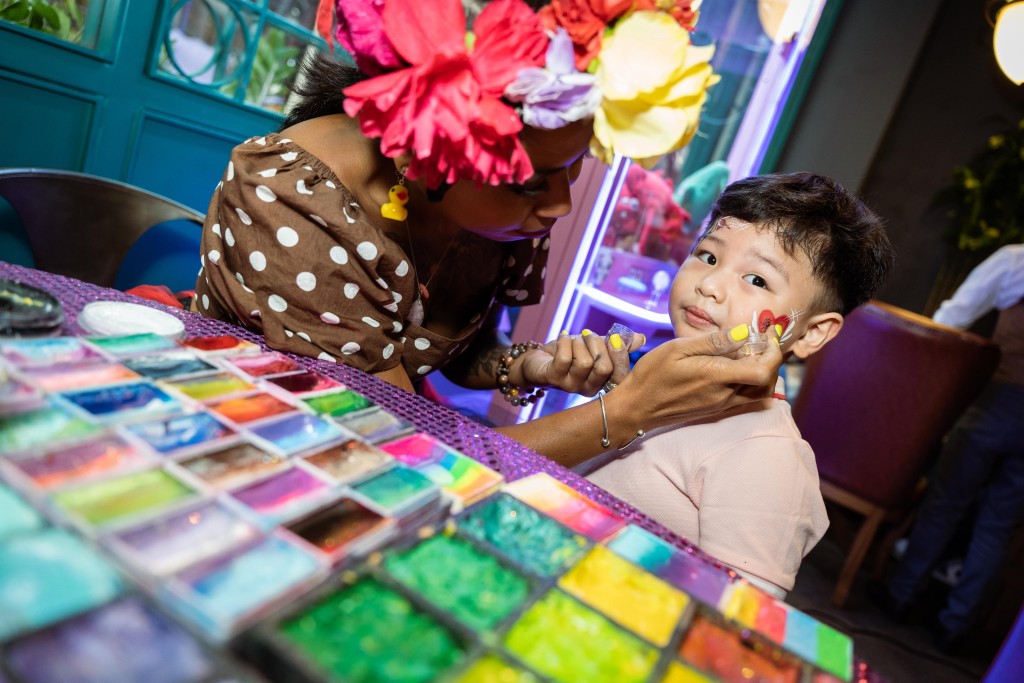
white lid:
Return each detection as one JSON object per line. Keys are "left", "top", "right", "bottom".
{"left": 77, "top": 301, "right": 186, "bottom": 339}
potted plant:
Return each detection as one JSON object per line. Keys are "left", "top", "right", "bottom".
{"left": 926, "top": 118, "right": 1024, "bottom": 314}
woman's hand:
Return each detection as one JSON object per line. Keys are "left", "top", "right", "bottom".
{"left": 604, "top": 325, "right": 784, "bottom": 437}
{"left": 513, "top": 330, "right": 645, "bottom": 396}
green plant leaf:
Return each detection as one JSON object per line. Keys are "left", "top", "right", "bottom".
{"left": 0, "top": 1, "right": 30, "bottom": 22}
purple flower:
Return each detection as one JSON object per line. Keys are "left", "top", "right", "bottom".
{"left": 505, "top": 28, "right": 601, "bottom": 129}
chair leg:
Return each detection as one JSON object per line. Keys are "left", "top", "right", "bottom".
{"left": 872, "top": 510, "right": 916, "bottom": 578}
{"left": 833, "top": 507, "right": 886, "bottom": 607}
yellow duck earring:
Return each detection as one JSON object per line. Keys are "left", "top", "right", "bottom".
{"left": 380, "top": 168, "right": 409, "bottom": 221}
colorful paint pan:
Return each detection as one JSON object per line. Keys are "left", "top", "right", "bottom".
{"left": 558, "top": 545, "right": 688, "bottom": 647}
{"left": 0, "top": 373, "right": 45, "bottom": 415}
{"left": 778, "top": 607, "right": 852, "bottom": 681}
{"left": 178, "top": 442, "right": 287, "bottom": 490}
{"left": 6, "top": 435, "right": 150, "bottom": 490}
{"left": 458, "top": 493, "right": 589, "bottom": 577}
{"left": 0, "top": 337, "right": 101, "bottom": 368}
{"left": 351, "top": 465, "right": 439, "bottom": 516}
{"left": 302, "top": 438, "right": 394, "bottom": 484}
{"left": 229, "top": 466, "right": 334, "bottom": 525}
{"left": 384, "top": 532, "right": 532, "bottom": 631}
{"left": 504, "top": 589, "right": 658, "bottom": 683}
{"left": 87, "top": 333, "right": 178, "bottom": 356}
{"left": 607, "top": 525, "right": 731, "bottom": 607}
{"left": 333, "top": 405, "right": 415, "bottom": 444}
{"left": 504, "top": 473, "right": 625, "bottom": 541}
{"left": 678, "top": 613, "right": 802, "bottom": 683}
{"left": 121, "top": 351, "right": 217, "bottom": 380}
{"left": 379, "top": 432, "right": 451, "bottom": 466}
{"left": 51, "top": 468, "right": 197, "bottom": 529}
{"left": 302, "top": 389, "right": 374, "bottom": 417}
{"left": 265, "top": 370, "right": 343, "bottom": 395}
{"left": 24, "top": 361, "right": 140, "bottom": 392}
{"left": 166, "top": 535, "right": 322, "bottom": 641}
{"left": 4, "top": 596, "right": 217, "bottom": 683}
{"left": 0, "top": 402, "right": 101, "bottom": 453}
{"left": 109, "top": 500, "right": 262, "bottom": 576}
{"left": 452, "top": 655, "right": 539, "bottom": 683}
{"left": 207, "top": 392, "right": 296, "bottom": 424}
{"left": 125, "top": 412, "right": 236, "bottom": 455}
{"left": 410, "top": 449, "right": 504, "bottom": 506}
{"left": 249, "top": 412, "right": 344, "bottom": 455}
{"left": 277, "top": 578, "right": 465, "bottom": 683}
{"left": 60, "top": 382, "right": 180, "bottom": 423}
{"left": 226, "top": 351, "right": 303, "bottom": 378}
{"left": 0, "top": 483, "right": 44, "bottom": 540}
{"left": 661, "top": 661, "right": 716, "bottom": 683}
{"left": 166, "top": 373, "right": 255, "bottom": 402}
{"left": 179, "top": 334, "right": 259, "bottom": 355}
{"left": 0, "top": 528, "right": 123, "bottom": 640}
{"left": 722, "top": 582, "right": 786, "bottom": 642}
{"left": 285, "top": 498, "right": 393, "bottom": 565}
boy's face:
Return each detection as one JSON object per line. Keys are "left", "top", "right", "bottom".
{"left": 668, "top": 219, "right": 842, "bottom": 359}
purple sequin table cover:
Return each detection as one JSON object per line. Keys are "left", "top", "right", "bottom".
{"left": 0, "top": 261, "right": 884, "bottom": 683}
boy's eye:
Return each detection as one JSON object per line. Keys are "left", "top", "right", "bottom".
{"left": 696, "top": 251, "right": 717, "bottom": 265}
{"left": 743, "top": 274, "right": 768, "bottom": 288}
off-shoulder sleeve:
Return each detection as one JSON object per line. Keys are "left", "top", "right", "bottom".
{"left": 195, "top": 135, "right": 417, "bottom": 372}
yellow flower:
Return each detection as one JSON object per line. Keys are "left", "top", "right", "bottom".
{"left": 590, "top": 11, "right": 719, "bottom": 165}
{"left": 964, "top": 177, "right": 981, "bottom": 190}
{"left": 989, "top": 135, "right": 1005, "bottom": 149}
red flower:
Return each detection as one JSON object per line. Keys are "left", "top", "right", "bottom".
{"left": 342, "top": 0, "right": 547, "bottom": 188}
{"left": 538, "top": 0, "right": 633, "bottom": 70}
{"left": 632, "top": 0, "right": 698, "bottom": 30}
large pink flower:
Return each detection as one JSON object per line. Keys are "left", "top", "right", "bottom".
{"left": 342, "top": 0, "right": 548, "bottom": 188}
{"left": 331, "top": 0, "right": 404, "bottom": 76}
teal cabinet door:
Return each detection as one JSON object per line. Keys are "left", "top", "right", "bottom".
{"left": 0, "top": 0, "right": 327, "bottom": 273}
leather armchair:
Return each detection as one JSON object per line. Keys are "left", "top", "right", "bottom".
{"left": 792, "top": 300, "right": 1000, "bottom": 606}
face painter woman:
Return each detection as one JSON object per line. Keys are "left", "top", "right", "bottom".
{"left": 192, "top": 0, "right": 783, "bottom": 468}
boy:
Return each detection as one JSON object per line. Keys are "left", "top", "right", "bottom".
{"left": 586, "top": 172, "right": 895, "bottom": 596}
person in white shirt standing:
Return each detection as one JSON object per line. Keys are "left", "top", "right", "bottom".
{"left": 874, "top": 244, "right": 1024, "bottom": 651}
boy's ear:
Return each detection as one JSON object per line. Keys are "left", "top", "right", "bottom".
{"left": 788, "top": 312, "right": 843, "bottom": 359}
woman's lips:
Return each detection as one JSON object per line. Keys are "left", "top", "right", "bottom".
{"left": 684, "top": 306, "right": 717, "bottom": 328}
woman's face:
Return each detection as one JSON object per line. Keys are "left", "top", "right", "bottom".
{"left": 434, "top": 119, "right": 595, "bottom": 242}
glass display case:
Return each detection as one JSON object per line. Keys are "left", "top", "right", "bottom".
{"left": 511, "top": 0, "right": 833, "bottom": 422}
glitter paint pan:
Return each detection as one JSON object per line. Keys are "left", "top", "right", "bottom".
{"left": 104, "top": 499, "right": 262, "bottom": 578}
{"left": 504, "top": 473, "right": 625, "bottom": 541}
{"left": 159, "top": 533, "right": 324, "bottom": 642}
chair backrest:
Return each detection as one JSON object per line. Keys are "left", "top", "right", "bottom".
{"left": 0, "top": 168, "right": 205, "bottom": 288}
{"left": 792, "top": 300, "right": 1000, "bottom": 509}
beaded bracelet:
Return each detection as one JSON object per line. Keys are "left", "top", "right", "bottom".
{"left": 497, "top": 341, "right": 545, "bottom": 406}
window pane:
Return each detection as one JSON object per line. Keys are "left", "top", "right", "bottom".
{"left": 245, "top": 23, "right": 318, "bottom": 112}
{"left": 0, "top": 0, "right": 101, "bottom": 49}
{"left": 157, "top": 0, "right": 256, "bottom": 100}
{"left": 266, "top": 0, "right": 319, "bottom": 31}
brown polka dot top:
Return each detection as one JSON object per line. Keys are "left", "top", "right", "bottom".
{"left": 194, "top": 134, "right": 550, "bottom": 378}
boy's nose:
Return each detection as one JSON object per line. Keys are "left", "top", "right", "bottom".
{"left": 696, "top": 275, "right": 724, "bottom": 301}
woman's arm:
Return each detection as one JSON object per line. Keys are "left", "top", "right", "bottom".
{"left": 494, "top": 327, "right": 784, "bottom": 468}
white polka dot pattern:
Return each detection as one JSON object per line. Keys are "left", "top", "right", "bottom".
{"left": 277, "top": 227, "right": 299, "bottom": 247}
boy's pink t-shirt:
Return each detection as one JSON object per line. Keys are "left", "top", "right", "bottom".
{"left": 586, "top": 395, "right": 828, "bottom": 593}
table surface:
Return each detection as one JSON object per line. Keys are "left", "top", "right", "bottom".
{"left": 0, "top": 261, "right": 884, "bottom": 683}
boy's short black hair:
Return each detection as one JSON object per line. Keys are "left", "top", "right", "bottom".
{"left": 703, "top": 172, "right": 894, "bottom": 315}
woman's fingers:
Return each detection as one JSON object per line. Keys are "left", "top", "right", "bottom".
{"left": 606, "top": 332, "right": 633, "bottom": 385}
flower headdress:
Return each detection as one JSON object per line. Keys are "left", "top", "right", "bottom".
{"left": 320, "top": 0, "right": 718, "bottom": 188}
